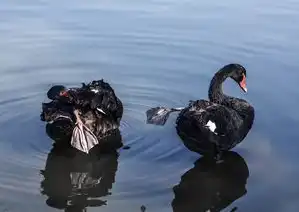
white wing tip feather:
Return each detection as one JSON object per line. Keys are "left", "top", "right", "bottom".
{"left": 205, "top": 120, "right": 217, "bottom": 134}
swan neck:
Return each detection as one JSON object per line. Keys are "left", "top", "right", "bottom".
{"left": 208, "top": 71, "right": 228, "bottom": 103}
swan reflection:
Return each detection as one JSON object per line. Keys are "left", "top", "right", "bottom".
{"left": 40, "top": 129, "right": 123, "bottom": 212}
{"left": 172, "top": 151, "right": 249, "bottom": 212}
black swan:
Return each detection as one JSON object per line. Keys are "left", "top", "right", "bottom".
{"left": 146, "top": 64, "right": 255, "bottom": 159}
{"left": 172, "top": 151, "right": 249, "bottom": 212}
{"left": 41, "top": 79, "right": 123, "bottom": 154}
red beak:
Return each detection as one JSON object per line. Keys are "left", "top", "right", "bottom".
{"left": 239, "top": 74, "right": 247, "bottom": 93}
{"left": 60, "top": 90, "right": 68, "bottom": 97}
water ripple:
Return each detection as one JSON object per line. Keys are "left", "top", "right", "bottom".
{"left": 1, "top": 0, "right": 299, "bottom": 211}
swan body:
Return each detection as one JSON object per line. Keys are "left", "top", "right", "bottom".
{"left": 176, "top": 98, "right": 254, "bottom": 156}
{"left": 41, "top": 79, "right": 123, "bottom": 152}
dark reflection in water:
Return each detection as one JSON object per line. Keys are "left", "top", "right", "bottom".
{"left": 1, "top": 0, "right": 299, "bottom": 211}
{"left": 40, "top": 126, "right": 123, "bottom": 212}
{"left": 172, "top": 152, "right": 249, "bottom": 212}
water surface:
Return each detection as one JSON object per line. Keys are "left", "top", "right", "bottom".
{"left": 0, "top": 0, "right": 299, "bottom": 211}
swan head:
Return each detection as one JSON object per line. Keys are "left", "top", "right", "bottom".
{"left": 47, "top": 85, "right": 68, "bottom": 100}
{"left": 226, "top": 64, "right": 248, "bottom": 93}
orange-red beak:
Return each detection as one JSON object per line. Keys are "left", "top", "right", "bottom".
{"left": 59, "top": 90, "right": 68, "bottom": 97}
{"left": 239, "top": 74, "right": 247, "bottom": 93}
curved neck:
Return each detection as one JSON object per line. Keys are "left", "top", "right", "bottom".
{"left": 208, "top": 69, "right": 231, "bottom": 104}
{"left": 208, "top": 68, "right": 254, "bottom": 124}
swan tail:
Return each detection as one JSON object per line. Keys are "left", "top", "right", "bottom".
{"left": 146, "top": 106, "right": 184, "bottom": 126}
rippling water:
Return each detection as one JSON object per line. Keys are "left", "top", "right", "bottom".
{"left": 0, "top": 0, "right": 299, "bottom": 211}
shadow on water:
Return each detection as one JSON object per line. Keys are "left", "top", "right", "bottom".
{"left": 40, "top": 125, "right": 123, "bottom": 212}
{"left": 172, "top": 151, "right": 249, "bottom": 212}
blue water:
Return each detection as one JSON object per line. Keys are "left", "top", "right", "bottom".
{"left": 0, "top": 0, "right": 299, "bottom": 211}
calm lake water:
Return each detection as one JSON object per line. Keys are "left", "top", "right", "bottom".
{"left": 0, "top": 0, "right": 299, "bottom": 211}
